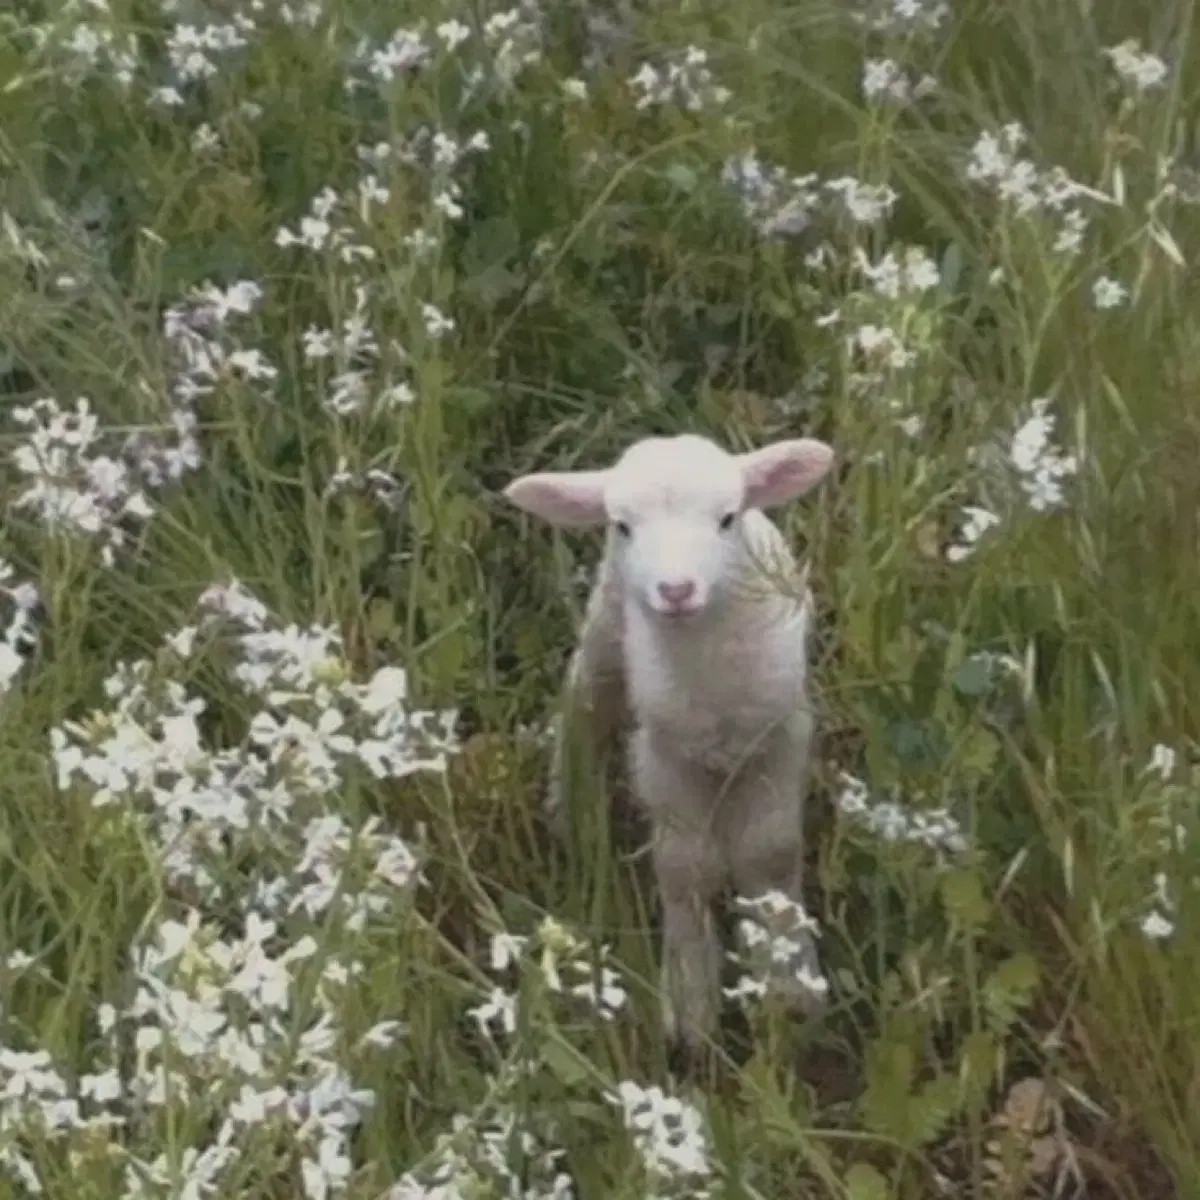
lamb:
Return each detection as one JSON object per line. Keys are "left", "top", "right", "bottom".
{"left": 502, "top": 432, "right": 835, "bottom": 1054}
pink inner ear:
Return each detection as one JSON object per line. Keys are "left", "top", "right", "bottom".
{"left": 502, "top": 470, "right": 609, "bottom": 527}
{"left": 740, "top": 439, "right": 834, "bottom": 509}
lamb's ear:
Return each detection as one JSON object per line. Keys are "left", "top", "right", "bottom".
{"left": 738, "top": 438, "right": 834, "bottom": 509}
{"left": 502, "top": 469, "right": 610, "bottom": 527}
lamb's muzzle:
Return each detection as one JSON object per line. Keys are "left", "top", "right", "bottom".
{"left": 502, "top": 431, "right": 835, "bottom": 1052}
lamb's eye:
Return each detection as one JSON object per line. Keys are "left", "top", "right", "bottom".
{"left": 718, "top": 512, "right": 736, "bottom": 531}
{"left": 614, "top": 520, "right": 632, "bottom": 538}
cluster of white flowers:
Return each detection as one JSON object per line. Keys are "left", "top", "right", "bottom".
{"left": 467, "top": 921, "right": 628, "bottom": 1041}
{"left": 849, "top": 0, "right": 951, "bottom": 33}
{"left": 827, "top": 175, "right": 902, "bottom": 225}
{"left": 721, "top": 152, "right": 820, "bottom": 238}
{"left": 721, "top": 152, "right": 903, "bottom": 242}
{"left": 139, "top": 277, "right": 270, "bottom": 481}
{"left": 16, "top": 0, "right": 320, "bottom": 155}
{"left": 324, "top": 457, "right": 405, "bottom": 510}
{"left": 1104, "top": 39, "right": 1169, "bottom": 94}
{"left": 1008, "top": 398, "right": 1078, "bottom": 513}
{"left": 2, "top": 580, "right": 462, "bottom": 1196}
{"left": 965, "top": 122, "right": 1110, "bottom": 255}
{"left": 843, "top": 321, "right": 916, "bottom": 375}
{"left": 352, "top": 25, "right": 430, "bottom": 85}
{"left": 862, "top": 57, "right": 937, "bottom": 105}
{"left": 0, "top": 561, "right": 39, "bottom": 699}
{"left": 811, "top": 243, "right": 944, "bottom": 444}
{"left": 7, "top": 278, "right": 255, "bottom": 568}
{"left": 1092, "top": 275, "right": 1129, "bottom": 310}
{"left": 725, "top": 890, "right": 831, "bottom": 1009}
{"left": 56, "top": 15, "right": 140, "bottom": 88}
{"left": 836, "top": 772, "right": 969, "bottom": 857}
{"left": 275, "top": 129, "right": 485, "bottom": 422}
{"left": 388, "top": 918, "right": 630, "bottom": 1197}
{"left": 477, "top": 4, "right": 546, "bottom": 90}
{"left": 946, "top": 505, "right": 1002, "bottom": 564}
{"left": 391, "top": 1109, "right": 574, "bottom": 1200}
{"left": 1141, "top": 872, "right": 1176, "bottom": 941}
{"left": 1, "top": 901, "right": 396, "bottom": 1197}
{"left": 349, "top": 6, "right": 547, "bottom": 113}
{"left": 1137, "top": 743, "right": 1190, "bottom": 941}
{"left": 629, "top": 46, "right": 730, "bottom": 112}
{"left": 377, "top": 125, "right": 492, "bottom": 224}
{"left": 10, "top": 398, "right": 155, "bottom": 567}
{"left": 276, "top": 185, "right": 379, "bottom": 266}
{"left": 302, "top": 283, "right": 416, "bottom": 419}
{"left": 609, "top": 1081, "right": 712, "bottom": 1196}
{"left": 52, "top": 579, "right": 455, "bottom": 897}
{"left": 279, "top": 187, "right": 394, "bottom": 417}
{"left": 854, "top": 245, "right": 942, "bottom": 299}
{"left": 946, "top": 397, "right": 1078, "bottom": 561}
{"left": 165, "top": 17, "right": 253, "bottom": 87}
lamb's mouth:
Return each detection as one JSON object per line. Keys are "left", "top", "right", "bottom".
{"left": 656, "top": 602, "right": 702, "bottom": 620}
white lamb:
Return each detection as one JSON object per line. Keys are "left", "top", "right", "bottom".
{"left": 503, "top": 432, "right": 835, "bottom": 1053}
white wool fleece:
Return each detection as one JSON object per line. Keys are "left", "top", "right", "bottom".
{"left": 503, "top": 432, "right": 835, "bottom": 1051}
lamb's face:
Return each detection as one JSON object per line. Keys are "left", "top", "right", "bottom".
{"left": 502, "top": 432, "right": 835, "bottom": 621}
{"left": 604, "top": 436, "right": 746, "bottom": 620}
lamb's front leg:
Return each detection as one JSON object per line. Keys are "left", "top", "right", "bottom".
{"left": 723, "top": 719, "right": 828, "bottom": 1018}
{"left": 632, "top": 729, "right": 725, "bottom": 1053}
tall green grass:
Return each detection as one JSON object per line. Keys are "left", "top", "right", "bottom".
{"left": 0, "top": 0, "right": 1197, "bottom": 1195}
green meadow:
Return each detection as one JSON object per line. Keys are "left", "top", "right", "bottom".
{"left": 0, "top": 0, "right": 1197, "bottom": 1195}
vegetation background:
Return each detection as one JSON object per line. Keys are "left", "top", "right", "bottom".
{"left": 0, "top": 0, "right": 1198, "bottom": 1196}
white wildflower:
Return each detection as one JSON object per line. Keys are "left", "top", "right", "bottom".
{"left": 836, "top": 772, "right": 968, "bottom": 855}
{"left": 610, "top": 1081, "right": 711, "bottom": 1183}
{"left": 862, "top": 57, "right": 909, "bottom": 103}
{"left": 1141, "top": 910, "right": 1174, "bottom": 940}
{"left": 1009, "top": 398, "right": 1078, "bottom": 512}
{"left": 629, "top": 45, "right": 730, "bottom": 111}
{"left": 947, "top": 504, "right": 1001, "bottom": 563}
{"left": 1092, "top": 276, "right": 1128, "bottom": 309}
{"left": 1147, "top": 743, "right": 1177, "bottom": 781}
{"left": 1104, "top": 39, "right": 1169, "bottom": 92}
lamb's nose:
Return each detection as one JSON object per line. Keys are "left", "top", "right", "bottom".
{"left": 657, "top": 579, "right": 696, "bottom": 606}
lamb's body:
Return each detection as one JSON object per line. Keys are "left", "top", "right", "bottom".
{"left": 505, "top": 434, "right": 834, "bottom": 1051}
{"left": 625, "top": 510, "right": 811, "bottom": 777}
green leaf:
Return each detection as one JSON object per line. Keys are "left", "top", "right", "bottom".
{"left": 982, "top": 952, "right": 1040, "bottom": 1030}
{"left": 707, "top": 302, "right": 741, "bottom": 327}
{"left": 861, "top": 1035, "right": 916, "bottom": 1141}
{"left": 941, "top": 240, "right": 964, "bottom": 292}
{"left": 448, "top": 386, "right": 496, "bottom": 417}
{"left": 845, "top": 1162, "right": 889, "bottom": 1200}
{"left": 462, "top": 264, "right": 523, "bottom": 309}
{"left": 959, "top": 1029, "right": 999, "bottom": 1112}
{"left": 367, "top": 598, "right": 399, "bottom": 641}
{"left": 910, "top": 1073, "right": 962, "bottom": 1146}
{"left": 885, "top": 716, "right": 949, "bottom": 770}
{"left": 910, "top": 640, "right": 944, "bottom": 717}
{"left": 952, "top": 655, "right": 993, "bottom": 698}
{"left": 957, "top": 725, "right": 1000, "bottom": 776}
{"left": 939, "top": 868, "right": 991, "bottom": 929}
{"left": 462, "top": 215, "right": 519, "bottom": 274}
{"left": 540, "top": 1035, "right": 591, "bottom": 1087}
{"left": 665, "top": 162, "right": 699, "bottom": 192}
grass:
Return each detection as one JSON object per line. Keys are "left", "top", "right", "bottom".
{"left": 0, "top": 0, "right": 1198, "bottom": 1195}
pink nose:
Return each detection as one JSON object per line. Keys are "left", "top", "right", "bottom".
{"left": 657, "top": 579, "right": 696, "bottom": 607}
